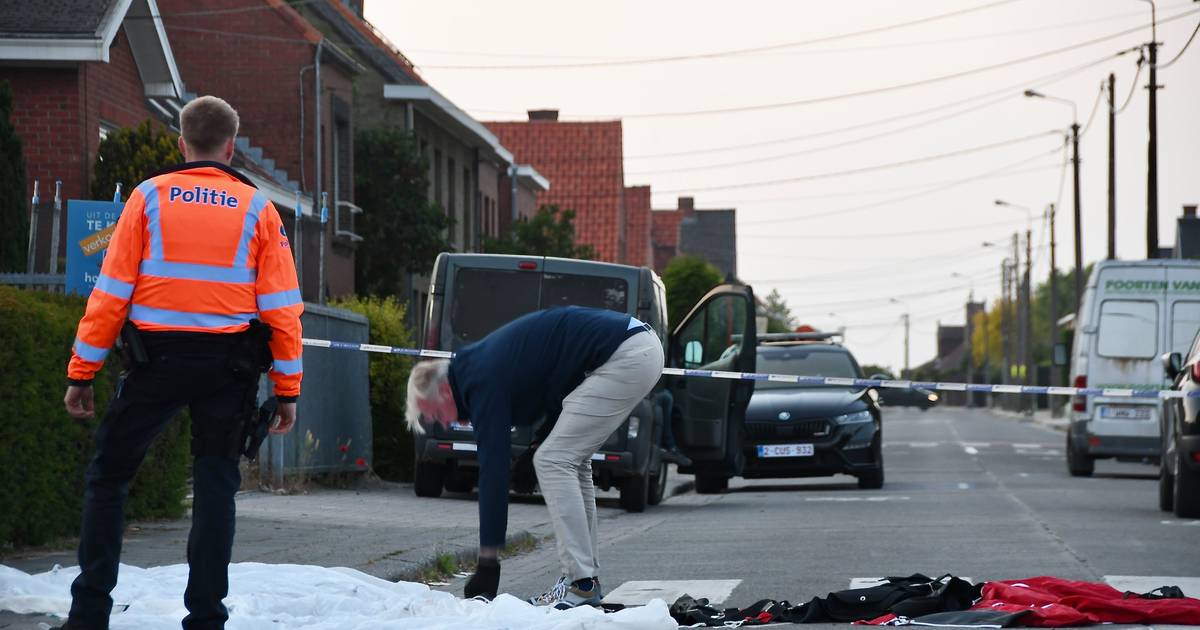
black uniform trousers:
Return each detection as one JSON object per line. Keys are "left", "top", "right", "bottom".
{"left": 68, "top": 333, "right": 255, "bottom": 630}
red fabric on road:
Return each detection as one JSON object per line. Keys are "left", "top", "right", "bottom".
{"left": 972, "top": 576, "right": 1200, "bottom": 626}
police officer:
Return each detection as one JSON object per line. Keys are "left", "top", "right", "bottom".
{"left": 60, "top": 95, "right": 304, "bottom": 630}
{"left": 406, "top": 306, "right": 663, "bottom": 609}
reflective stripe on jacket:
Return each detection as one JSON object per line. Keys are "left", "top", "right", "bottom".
{"left": 68, "top": 161, "right": 304, "bottom": 397}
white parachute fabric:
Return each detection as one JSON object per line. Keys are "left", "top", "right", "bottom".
{"left": 0, "top": 563, "right": 676, "bottom": 629}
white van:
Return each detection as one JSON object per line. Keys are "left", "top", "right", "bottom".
{"left": 1066, "top": 259, "right": 1200, "bottom": 476}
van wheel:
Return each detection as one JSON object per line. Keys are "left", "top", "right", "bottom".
{"left": 1066, "top": 428, "right": 1094, "bottom": 477}
{"left": 413, "top": 461, "right": 446, "bottom": 498}
{"left": 620, "top": 473, "right": 649, "bottom": 513}
{"left": 1174, "top": 449, "right": 1200, "bottom": 518}
{"left": 695, "top": 473, "right": 728, "bottom": 494}
{"left": 648, "top": 459, "right": 668, "bottom": 506}
{"left": 1160, "top": 460, "right": 1175, "bottom": 512}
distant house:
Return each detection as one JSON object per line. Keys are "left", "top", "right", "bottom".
{"left": 487, "top": 110, "right": 628, "bottom": 264}
{"left": 651, "top": 196, "right": 738, "bottom": 279}
{"left": 1174, "top": 205, "right": 1200, "bottom": 260}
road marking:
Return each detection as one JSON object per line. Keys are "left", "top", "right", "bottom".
{"left": 804, "top": 496, "right": 910, "bottom": 502}
{"left": 602, "top": 579, "right": 742, "bottom": 606}
{"left": 1018, "top": 473, "right": 1031, "bottom": 477}
{"left": 1161, "top": 520, "right": 1200, "bottom": 527}
{"left": 1105, "top": 576, "right": 1200, "bottom": 597}
{"left": 961, "top": 442, "right": 991, "bottom": 448}
{"left": 1013, "top": 443, "right": 1043, "bottom": 449}
{"left": 957, "top": 482, "right": 970, "bottom": 490}
{"left": 964, "top": 446, "right": 980, "bottom": 455}
{"left": 909, "top": 441, "right": 939, "bottom": 448}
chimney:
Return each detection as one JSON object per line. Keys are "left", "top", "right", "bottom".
{"left": 528, "top": 109, "right": 559, "bottom": 122}
{"left": 1185, "top": 204, "right": 1197, "bottom": 218}
{"left": 678, "top": 196, "right": 695, "bottom": 215}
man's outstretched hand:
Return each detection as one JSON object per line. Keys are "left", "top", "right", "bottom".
{"left": 464, "top": 557, "right": 500, "bottom": 600}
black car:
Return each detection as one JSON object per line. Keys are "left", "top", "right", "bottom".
{"left": 1159, "top": 343, "right": 1200, "bottom": 518}
{"left": 734, "top": 333, "right": 884, "bottom": 490}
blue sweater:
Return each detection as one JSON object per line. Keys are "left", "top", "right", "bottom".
{"left": 448, "top": 306, "right": 648, "bottom": 547}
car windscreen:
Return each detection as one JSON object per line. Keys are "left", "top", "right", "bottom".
{"left": 1171, "top": 301, "right": 1200, "bottom": 355}
{"left": 449, "top": 268, "right": 541, "bottom": 346}
{"left": 755, "top": 346, "right": 859, "bottom": 389}
{"left": 541, "top": 272, "right": 629, "bottom": 312}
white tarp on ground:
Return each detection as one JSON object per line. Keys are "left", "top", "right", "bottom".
{"left": 0, "top": 563, "right": 676, "bottom": 629}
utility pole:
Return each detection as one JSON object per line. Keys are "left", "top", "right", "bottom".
{"left": 1001, "top": 260, "right": 1010, "bottom": 388}
{"left": 1024, "top": 227, "right": 1033, "bottom": 413}
{"left": 1071, "top": 121, "right": 1083, "bottom": 312}
{"left": 1146, "top": 34, "right": 1160, "bottom": 258}
{"left": 1107, "top": 73, "right": 1117, "bottom": 260}
{"left": 1048, "top": 203, "right": 1059, "bottom": 389}
{"left": 902, "top": 312, "right": 910, "bottom": 379}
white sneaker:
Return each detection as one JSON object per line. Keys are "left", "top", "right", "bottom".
{"left": 528, "top": 575, "right": 569, "bottom": 606}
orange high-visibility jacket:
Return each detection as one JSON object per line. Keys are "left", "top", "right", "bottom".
{"left": 68, "top": 161, "right": 304, "bottom": 397}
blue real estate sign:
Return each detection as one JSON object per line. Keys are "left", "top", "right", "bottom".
{"left": 65, "top": 200, "right": 124, "bottom": 296}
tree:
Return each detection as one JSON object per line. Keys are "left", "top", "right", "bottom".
{"left": 482, "top": 204, "right": 596, "bottom": 260}
{"left": 662, "top": 255, "right": 722, "bottom": 327}
{"left": 763, "top": 288, "right": 796, "bottom": 333}
{"left": 0, "top": 81, "right": 28, "bottom": 272}
{"left": 354, "top": 128, "right": 452, "bottom": 296}
{"left": 860, "top": 364, "right": 893, "bottom": 378}
{"left": 91, "top": 119, "right": 182, "bottom": 201}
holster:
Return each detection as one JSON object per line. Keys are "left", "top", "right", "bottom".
{"left": 115, "top": 321, "right": 149, "bottom": 372}
{"left": 228, "top": 319, "right": 276, "bottom": 460}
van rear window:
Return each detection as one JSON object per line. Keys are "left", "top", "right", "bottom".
{"left": 449, "top": 268, "right": 540, "bottom": 345}
{"left": 1097, "top": 300, "right": 1158, "bottom": 359}
{"left": 542, "top": 273, "right": 628, "bottom": 312}
{"left": 1171, "top": 301, "right": 1200, "bottom": 355}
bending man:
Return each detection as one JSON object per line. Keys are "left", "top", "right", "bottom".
{"left": 407, "top": 305, "right": 663, "bottom": 609}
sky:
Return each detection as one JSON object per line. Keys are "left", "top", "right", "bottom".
{"left": 365, "top": 0, "right": 1200, "bottom": 373}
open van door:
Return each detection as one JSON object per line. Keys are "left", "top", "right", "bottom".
{"left": 668, "top": 284, "right": 756, "bottom": 489}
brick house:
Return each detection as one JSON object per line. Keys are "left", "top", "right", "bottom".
{"left": 487, "top": 110, "right": 628, "bottom": 264}
{"left": 157, "top": 0, "right": 363, "bottom": 301}
{"left": 290, "top": 0, "right": 547, "bottom": 327}
{"left": 651, "top": 196, "right": 738, "bottom": 279}
{"left": 0, "top": 0, "right": 311, "bottom": 278}
{"left": 624, "top": 185, "right": 652, "bottom": 268}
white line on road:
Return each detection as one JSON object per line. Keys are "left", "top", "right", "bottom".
{"left": 804, "top": 496, "right": 910, "bottom": 502}
{"left": 1161, "top": 520, "right": 1200, "bottom": 527}
{"left": 909, "top": 442, "right": 940, "bottom": 448}
{"left": 961, "top": 442, "right": 991, "bottom": 448}
{"left": 964, "top": 446, "right": 980, "bottom": 455}
{"left": 603, "top": 580, "right": 742, "bottom": 606}
{"left": 957, "top": 483, "right": 970, "bottom": 490}
{"left": 1012, "top": 443, "right": 1043, "bottom": 449}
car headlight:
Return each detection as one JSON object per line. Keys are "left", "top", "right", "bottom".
{"left": 927, "top": 393, "right": 939, "bottom": 402}
{"left": 627, "top": 416, "right": 640, "bottom": 439}
{"left": 833, "top": 410, "right": 873, "bottom": 424}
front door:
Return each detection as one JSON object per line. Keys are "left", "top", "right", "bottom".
{"left": 669, "top": 284, "right": 757, "bottom": 469}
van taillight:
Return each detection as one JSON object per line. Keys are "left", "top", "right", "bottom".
{"left": 1072, "top": 375, "right": 1087, "bottom": 412}
{"left": 1191, "top": 362, "right": 1200, "bottom": 383}
{"left": 518, "top": 261, "right": 537, "bottom": 270}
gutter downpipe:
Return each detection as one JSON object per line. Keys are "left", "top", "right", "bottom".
{"left": 510, "top": 164, "right": 518, "bottom": 224}
{"left": 313, "top": 37, "right": 325, "bottom": 304}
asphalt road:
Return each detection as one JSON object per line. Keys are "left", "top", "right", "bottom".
{"left": 452, "top": 405, "right": 1200, "bottom": 627}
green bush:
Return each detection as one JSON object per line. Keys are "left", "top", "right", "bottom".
{"left": 331, "top": 295, "right": 415, "bottom": 481}
{"left": 0, "top": 286, "right": 190, "bottom": 548}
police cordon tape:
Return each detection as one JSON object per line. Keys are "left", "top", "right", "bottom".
{"left": 301, "top": 337, "right": 1193, "bottom": 400}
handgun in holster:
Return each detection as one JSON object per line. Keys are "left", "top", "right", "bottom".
{"left": 229, "top": 319, "right": 276, "bottom": 460}
{"left": 115, "top": 321, "right": 149, "bottom": 372}
{"left": 241, "top": 396, "right": 278, "bottom": 461}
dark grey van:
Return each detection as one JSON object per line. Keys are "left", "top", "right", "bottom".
{"left": 413, "top": 253, "right": 671, "bottom": 512}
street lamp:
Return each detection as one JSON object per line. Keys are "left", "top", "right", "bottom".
{"left": 1025, "top": 89, "right": 1083, "bottom": 313}
{"left": 1136, "top": 0, "right": 1161, "bottom": 259}
{"left": 889, "top": 297, "right": 910, "bottom": 378}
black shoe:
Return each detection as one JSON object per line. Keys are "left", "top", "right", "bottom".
{"left": 665, "top": 447, "right": 692, "bottom": 467}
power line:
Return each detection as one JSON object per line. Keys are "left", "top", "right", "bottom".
{"left": 1078, "top": 82, "right": 1107, "bottom": 138}
{"left": 773, "top": 270, "right": 1002, "bottom": 309}
{"left": 416, "top": 0, "right": 1025, "bottom": 70}
{"left": 741, "top": 217, "right": 1025, "bottom": 242}
{"left": 656, "top": 131, "right": 1061, "bottom": 194}
{"left": 479, "top": 11, "right": 1197, "bottom": 121}
{"left": 1160, "top": 18, "right": 1200, "bottom": 68}
{"left": 1115, "top": 52, "right": 1147, "bottom": 114}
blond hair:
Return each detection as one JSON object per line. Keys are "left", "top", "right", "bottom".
{"left": 406, "top": 359, "right": 450, "bottom": 434}
{"left": 179, "top": 95, "right": 239, "bottom": 154}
